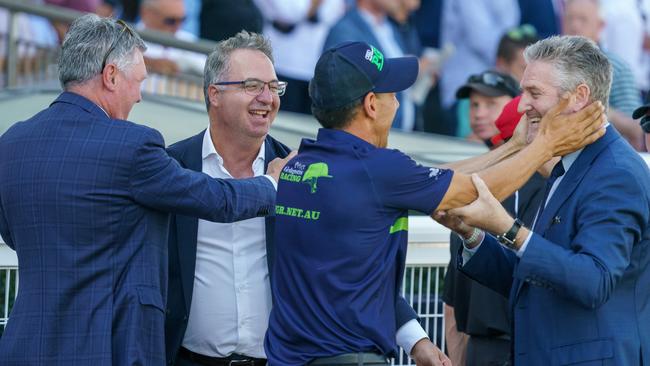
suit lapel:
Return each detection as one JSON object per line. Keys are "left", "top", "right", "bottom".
{"left": 177, "top": 131, "right": 204, "bottom": 312}
{"left": 535, "top": 127, "right": 619, "bottom": 233}
{"left": 513, "top": 127, "right": 619, "bottom": 303}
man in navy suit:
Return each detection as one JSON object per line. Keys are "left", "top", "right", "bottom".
{"left": 0, "top": 15, "right": 290, "bottom": 365}
{"left": 447, "top": 35, "right": 650, "bottom": 365}
{"left": 163, "top": 31, "right": 444, "bottom": 366}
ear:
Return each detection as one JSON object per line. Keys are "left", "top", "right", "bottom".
{"left": 362, "top": 92, "right": 377, "bottom": 120}
{"left": 101, "top": 64, "right": 119, "bottom": 92}
{"left": 571, "top": 84, "right": 591, "bottom": 112}
{"left": 208, "top": 84, "right": 221, "bottom": 107}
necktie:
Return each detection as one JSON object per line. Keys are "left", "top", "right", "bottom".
{"left": 536, "top": 161, "right": 565, "bottom": 223}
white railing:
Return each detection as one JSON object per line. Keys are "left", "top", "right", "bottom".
{"left": 0, "top": 217, "right": 451, "bottom": 364}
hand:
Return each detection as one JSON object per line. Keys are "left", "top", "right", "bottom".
{"left": 411, "top": 338, "right": 452, "bottom": 366}
{"left": 507, "top": 113, "right": 530, "bottom": 149}
{"left": 535, "top": 95, "right": 606, "bottom": 157}
{"left": 266, "top": 151, "right": 297, "bottom": 184}
{"left": 448, "top": 174, "right": 514, "bottom": 235}
{"left": 433, "top": 211, "right": 473, "bottom": 238}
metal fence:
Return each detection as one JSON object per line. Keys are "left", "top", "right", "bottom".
{"left": 0, "top": 0, "right": 212, "bottom": 101}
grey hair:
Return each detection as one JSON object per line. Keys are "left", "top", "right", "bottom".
{"left": 523, "top": 35, "right": 612, "bottom": 109}
{"left": 203, "top": 30, "right": 274, "bottom": 111}
{"left": 58, "top": 14, "right": 147, "bottom": 89}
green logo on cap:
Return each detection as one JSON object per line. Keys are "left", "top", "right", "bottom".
{"left": 301, "top": 162, "right": 333, "bottom": 193}
{"left": 364, "top": 45, "right": 384, "bottom": 71}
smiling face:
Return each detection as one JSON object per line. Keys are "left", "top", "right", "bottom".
{"left": 209, "top": 48, "right": 279, "bottom": 140}
{"left": 518, "top": 60, "right": 566, "bottom": 141}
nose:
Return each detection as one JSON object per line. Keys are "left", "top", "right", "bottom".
{"left": 518, "top": 93, "right": 532, "bottom": 113}
{"left": 256, "top": 84, "right": 274, "bottom": 104}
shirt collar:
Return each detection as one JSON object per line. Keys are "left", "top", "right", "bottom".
{"left": 201, "top": 128, "right": 266, "bottom": 164}
{"left": 315, "top": 128, "right": 376, "bottom": 149}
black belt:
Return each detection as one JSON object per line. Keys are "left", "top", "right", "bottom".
{"left": 179, "top": 347, "right": 267, "bottom": 366}
{"left": 309, "top": 352, "right": 388, "bottom": 365}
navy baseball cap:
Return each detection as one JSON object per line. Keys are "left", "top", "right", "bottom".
{"left": 309, "top": 41, "right": 419, "bottom": 110}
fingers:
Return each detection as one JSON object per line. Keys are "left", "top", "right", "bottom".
{"left": 547, "top": 92, "right": 574, "bottom": 119}
{"left": 286, "top": 150, "right": 298, "bottom": 160}
{"left": 471, "top": 174, "right": 489, "bottom": 197}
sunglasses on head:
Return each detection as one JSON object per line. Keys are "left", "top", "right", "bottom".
{"left": 101, "top": 19, "right": 135, "bottom": 71}
{"left": 469, "top": 72, "right": 507, "bottom": 87}
{"left": 507, "top": 24, "right": 537, "bottom": 41}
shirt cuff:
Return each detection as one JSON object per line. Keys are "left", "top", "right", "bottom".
{"left": 396, "top": 319, "right": 428, "bottom": 355}
{"left": 263, "top": 174, "right": 278, "bottom": 190}
{"left": 515, "top": 231, "right": 533, "bottom": 258}
{"left": 461, "top": 235, "right": 484, "bottom": 265}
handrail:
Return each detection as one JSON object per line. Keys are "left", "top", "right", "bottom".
{"left": 0, "top": 0, "right": 217, "bottom": 54}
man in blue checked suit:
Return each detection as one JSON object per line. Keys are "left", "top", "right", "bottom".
{"left": 446, "top": 36, "right": 650, "bottom": 365}
{"left": 0, "top": 15, "right": 289, "bottom": 366}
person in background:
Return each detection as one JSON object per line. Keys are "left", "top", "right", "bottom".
{"left": 138, "top": 0, "right": 205, "bottom": 76}
{"left": 439, "top": 0, "right": 519, "bottom": 136}
{"left": 454, "top": 70, "right": 519, "bottom": 143}
{"left": 562, "top": 0, "right": 645, "bottom": 150}
{"left": 323, "top": 0, "right": 418, "bottom": 131}
{"left": 256, "top": 0, "right": 346, "bottom": 115}
{"left": 495, "top": 24, "right": 539, "bottom": 82}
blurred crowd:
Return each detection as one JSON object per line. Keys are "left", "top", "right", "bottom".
{"left": 1, "top": 0, "right": 650, "bottom": 150}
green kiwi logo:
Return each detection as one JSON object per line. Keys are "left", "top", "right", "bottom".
{"left": 301, "top": 162, "right": 333, "bottom": 193}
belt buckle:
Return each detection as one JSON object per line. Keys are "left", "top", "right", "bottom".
{"left": 229, "top": 360, "right": 254, "bottom": 366}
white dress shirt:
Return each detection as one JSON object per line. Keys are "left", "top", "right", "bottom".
{"left": 182, "top": 129, "right": 271, "bottom": 358}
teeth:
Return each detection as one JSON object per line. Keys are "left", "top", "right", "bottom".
{"left": 251, "top": 111, "right": 267, "bottom": 116}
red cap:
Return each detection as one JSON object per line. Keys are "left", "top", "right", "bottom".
{"left": 490, "top": 95, "right": 523, "bottom": 146}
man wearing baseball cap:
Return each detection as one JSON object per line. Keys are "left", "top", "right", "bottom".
{"left": 264, "top": 41, "right": 605, "bottom": 366}
{"left": 455, "top": 70, "right": 520, "bottom": 145}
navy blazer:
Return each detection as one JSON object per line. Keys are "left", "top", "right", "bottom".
{"left": 164, "top": 130, "right": 420, "bottom": 364}
{"left": 461, "top": 127, "right": 650, "bottom": 365}
{"left": 0, "top": 92, "right": 275, "bottom": 366}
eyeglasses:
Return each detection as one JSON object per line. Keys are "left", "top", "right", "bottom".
{"left": 163, "top": 16, "right": 187, "bottom": 26}
{"left": 213, "top": 78, "right": 288, "bottom": 97}
{"left": 101, "top": 19, "right": 135, "bottom": 71}
{"left": 506, "top": 24, "right": 537, "bottom": 41}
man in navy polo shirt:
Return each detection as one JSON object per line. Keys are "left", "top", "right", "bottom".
{"left": 264, "top": 41, "right": 607, "bottom": 366}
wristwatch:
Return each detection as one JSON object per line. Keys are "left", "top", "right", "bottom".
{"left": 496, "top": 218, "right": 524, "bottom": 249}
